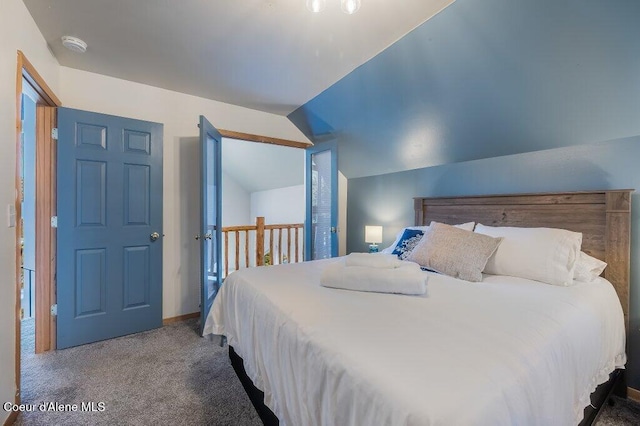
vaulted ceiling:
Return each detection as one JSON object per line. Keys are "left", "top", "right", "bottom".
{"left": 23, "top": 0, "right": 454, "bottom": 115}
{"left": 289, "top": 0, "right": 640, "bottom": 178}
{"left": 23, "top": 0, "right": 640, "bottom": 181}
{"left": 222, "top": 139, "right": 303, "bottom": 193}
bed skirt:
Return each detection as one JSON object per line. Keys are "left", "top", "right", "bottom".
{"left": 229, "top": 345, "right": 625, "bottom": 426}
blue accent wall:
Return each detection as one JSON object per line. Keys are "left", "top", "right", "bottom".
{"left": 346, "top": 138, "right": 640, "bottom": 387}
{"left": 289, "top": 0, "right": 640, "bottom": 179}
{"left": 288, "top": 0, "right": 640, "bottom": 387}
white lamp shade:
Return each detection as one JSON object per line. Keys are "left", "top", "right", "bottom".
{"left": 365, "top": 226, "right": 383, "bottom": 244}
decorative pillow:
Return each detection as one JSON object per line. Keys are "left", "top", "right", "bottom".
{"left": 574, "top": 251, "right": 607, "bottom": 282}
{"left": 381, "top": 222, "right": 476, "bottom": 254}
{"left": 406, "top": 222, "right": 502, "bottom": 282}
{"left": 474, "top": 224, "right": 583, "bottom": 286}
{"left": 381, "top": 226, "right": 430, "bottom": 254}
{"left": 391, "top": 229, "right": 425, "bottom": 260}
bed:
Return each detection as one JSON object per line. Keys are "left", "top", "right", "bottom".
{"left": 204, "top": 190, "right": 632, "bottom": 426}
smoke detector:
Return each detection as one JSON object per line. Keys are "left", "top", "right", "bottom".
{"left": 61, "top": 36, "right": 87, "bottom": 53}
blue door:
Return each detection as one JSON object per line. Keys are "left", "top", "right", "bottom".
{"left": 305, "top": 141, "right": 338, "bottom": 260}
{"left": 199, "top": 116, "right": 222, "bottom": 336}
{"left": 57, "top": 107, "right": 163, "bottom": 349}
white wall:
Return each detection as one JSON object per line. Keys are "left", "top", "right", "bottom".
{"left": 222, "top": 172, "right": 251, "bottom": 227}
{"left": 220, "top": 172, "right": 251, "bottom": 273}
{"left": 58, "top": 66, "right": 311, "bottom": 320}
{"left": 250, "top": 185, "right": 305, "bottom": 225}
{"left": 248, "top": 177, "right": 348, "bottom": 259}
{"left": 250, "top": 185, "right": 304, "bottom": 264}
{"left": 0, "top": 0, "right": 61, "bottom": 420}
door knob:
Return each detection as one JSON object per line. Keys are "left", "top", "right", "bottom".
{"left": 195, "top": 235, "right": 200, "bottom": 240}
{"left": 204, "top": 233, "right": 212, "bottom": 240}
{"left": 150, "top": 232, "right": 160, "bottom": 241}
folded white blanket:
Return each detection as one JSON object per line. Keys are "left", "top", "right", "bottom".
{"left": 321, "top": 260, "right": 427, "bottom": 295}
{"left": 344, "top": 253, "right": 404, "bottom": 269}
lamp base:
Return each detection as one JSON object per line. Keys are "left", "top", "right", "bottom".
{"left": 368, "top": 244, "right": 379, "bottom": 253}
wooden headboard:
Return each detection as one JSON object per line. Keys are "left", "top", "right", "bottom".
{"left": 414, "top": 190, "right": 632, "bottom": 329}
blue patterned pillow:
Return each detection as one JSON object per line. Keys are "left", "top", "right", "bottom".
{"left": 392, "top": 229, "right": 424, "bottom": 260}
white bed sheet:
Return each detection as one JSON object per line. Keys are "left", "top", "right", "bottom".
{"left": 204, "top": 259, "right": 626, "bottom": 426}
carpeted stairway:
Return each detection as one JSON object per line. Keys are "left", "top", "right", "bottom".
{"left": 14, "top": 318, "right": 640, "bottom": 425}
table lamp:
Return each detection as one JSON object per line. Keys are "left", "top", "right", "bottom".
{"left": 365, "top": 225, "right": 383, "bottom": 253}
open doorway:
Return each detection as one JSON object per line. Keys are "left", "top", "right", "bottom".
{"left": 19, "top": 87, "right": 38, "bottom": 353}
{"left": 14, "top": 51, "right": 61, "bottom": 413}
{"left": 220, "top": 137, "right": 305, "bottom": 277}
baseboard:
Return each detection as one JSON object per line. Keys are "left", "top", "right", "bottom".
{"left": 628, "top": 387, "right": 640, "bottom": 402}
{"left": 162, "top": 312, "right": 199, "bottom": 325}
{"left": 3, "top": 410, "right": 19, "bottom": 426}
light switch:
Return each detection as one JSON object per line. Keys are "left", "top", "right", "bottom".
{"left": 7, "top": 204, "right": 16, "bottom": 228}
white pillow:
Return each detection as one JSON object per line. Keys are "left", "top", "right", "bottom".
{"left": 474, "top": 224, "right": 582, "bottom": 286}
{"left": 454, "top": 221, "right": 476, "bottom": 232}
{"left": 380, "top": 222, "right": 475, "bottom": 254}
{"left": 574, "top": 251, "right": 607, "bottom": 282}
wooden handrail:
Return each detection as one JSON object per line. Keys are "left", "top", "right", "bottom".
{"left": 264, "top": 224, "right": 304, "bottom": 230}
{"left": 221, "top": 223, "right": 303, "bottom": 232}
{"left": 212, "top": 217, "right": 304, "bottom": 278}
{"left": 222, "top": 224, "right": 257, "bottom": 232}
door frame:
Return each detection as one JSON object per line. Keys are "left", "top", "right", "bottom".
{"left": 14, "top": 51, "right": 61, "bottom": 406}
{"left": 218, "top": 129, "right": 309, "bottom": 149}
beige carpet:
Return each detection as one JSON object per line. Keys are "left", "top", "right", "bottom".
{"left": 17, "top": 318, "right": 261, "bottom": 426}
{"left": 15, "top": 318, "right": 640, "bottom": 425}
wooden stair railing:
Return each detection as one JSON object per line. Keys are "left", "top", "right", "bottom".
{"left": 212, "top": 217, "right": 304, "bottom": 278}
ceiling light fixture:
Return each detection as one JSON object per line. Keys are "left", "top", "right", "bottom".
{"left": 307, "top": 0, "right": 360, "bottom": 14}
{"left": 306, "top": 0, "right": 326, "bottom": 13}
{"left": 61, "top": 36, "right": 87, "bottom": 53}
{"left": 340, "top": 0, "right": 361, "bottom": 14}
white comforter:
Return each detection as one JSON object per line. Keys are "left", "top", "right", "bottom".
{"left": 204, "top": 259, "right": 626, "bottom": 426}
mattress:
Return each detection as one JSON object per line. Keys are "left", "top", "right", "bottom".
{"left": 203, "top": 258, "right": 626, "bottom": 426}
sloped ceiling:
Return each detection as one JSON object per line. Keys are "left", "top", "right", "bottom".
{"left": 222, "top": 139, "right": 304, "bottom": 193}
{"left": 22, "top": 0, "right": 454, "bottom": 115}
{"left": 288, "top": 0, "right": 640, "bottom": 179}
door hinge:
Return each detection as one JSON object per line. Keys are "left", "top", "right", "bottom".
{"left": 50, "top": 304, "right": 57, "bottom": 316}
{"left": 51, "top": 128, "right": 58, "bottom": 140}
{"left": 51, "top": 216, "right": 58, "bottom": 228}
{"left": 20, "top": 308, "right": 24, "bottom": 320}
